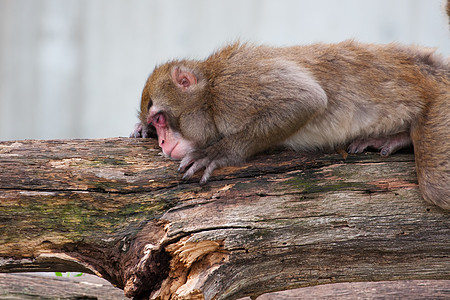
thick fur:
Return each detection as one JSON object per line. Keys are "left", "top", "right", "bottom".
{"left": 137, "top": 41, "right": 450, "bottom": 209}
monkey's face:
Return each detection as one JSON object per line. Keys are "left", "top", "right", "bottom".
{"left": 136, "top": 63, "right": 217, "bottom": 160}
{"left": 146, "top": 103, "right": 195, "bottom": 160}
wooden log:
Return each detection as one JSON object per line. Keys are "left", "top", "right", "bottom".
{"left": 0, "top": 138, "right": 448, "bottom": 299}
{"left": 0, "top": 273, "right": 127, "bottom": 299}
{"left": 1, "top": 273, "right": 448, "bottom": 300}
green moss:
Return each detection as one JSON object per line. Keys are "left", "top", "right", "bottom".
{"left": 282, "top": 170, "right": 369, "bottom": 194}
{"left": 0, "top": 192, "right": 179, "bottom": 244}
{"left": 100, "top": 158, "right": 128, "bottom": 166}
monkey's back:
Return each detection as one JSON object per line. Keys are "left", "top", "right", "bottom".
{"left": 220, "top": 41, "right": 450, "bottom": 151}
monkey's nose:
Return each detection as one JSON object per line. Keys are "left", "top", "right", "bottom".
{"left": 161, "top": 140, "right": 165, "bottom": 144}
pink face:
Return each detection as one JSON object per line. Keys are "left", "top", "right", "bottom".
{"left": 148, "top": 107, "right": 194, "bottom": 160}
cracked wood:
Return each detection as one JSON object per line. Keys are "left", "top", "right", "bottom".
{"left": 0, "top": 138, "right": 449, "bottom": 299}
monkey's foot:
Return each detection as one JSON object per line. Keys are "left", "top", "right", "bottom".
{"left": 347, "top": 132, "right": 412, "bottom": 156}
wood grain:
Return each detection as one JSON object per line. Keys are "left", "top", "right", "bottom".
{"left": 0, "top": 138, "right": 448, "bottom": 299}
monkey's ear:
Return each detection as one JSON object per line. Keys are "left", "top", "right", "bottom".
{"left": 171, "top": 67, "right": 198, "bottom": 90}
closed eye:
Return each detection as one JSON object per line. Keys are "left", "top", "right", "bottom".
{"left": 153, "top": 112, "right": 166, "bottom": 127}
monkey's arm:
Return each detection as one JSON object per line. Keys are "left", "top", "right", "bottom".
{"left": 180, "top": 63, "right": 328, "bottom": 184}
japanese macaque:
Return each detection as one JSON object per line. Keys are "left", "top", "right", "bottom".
{"left": 131, "top": 41, "right": 450, "bottom": 210}
{"left": 447, "top": 0, "right": 450, "bottom": 25}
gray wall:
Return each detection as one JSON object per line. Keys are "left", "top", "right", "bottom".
{"left": 1, "top": 0, "right": 449, "bottom": 140}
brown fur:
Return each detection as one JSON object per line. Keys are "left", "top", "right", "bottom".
{"left": 447, "top": 0, "right": 450, "bottom": 24}
{"left": 135, "top": 41, "right": 450, "bottom": 210}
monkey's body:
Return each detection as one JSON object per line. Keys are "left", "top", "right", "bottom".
{"left": 205, "top": 42, "right": 446, "bottom": 152}
{"left": 132, "top": 41, "right": 450, "bottom": 210}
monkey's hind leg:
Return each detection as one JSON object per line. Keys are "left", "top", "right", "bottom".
{"left": 411, "top": 95, "right": 450, "bottom": 210}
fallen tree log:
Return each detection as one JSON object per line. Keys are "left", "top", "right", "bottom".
{"left": 1, "top": 274, "right": 449, "bottom": 300}
{"left": 0, "top": 138, "right": 448, "bottom": 299}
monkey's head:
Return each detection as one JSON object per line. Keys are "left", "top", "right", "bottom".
{"left": 137, "top": 61, "right": 219, "bottom": 160}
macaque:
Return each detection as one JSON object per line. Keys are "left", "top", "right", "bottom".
{"left": 131, "top": 41, "right": 449, "bottom": 210}
{"left": 447, "top": 0, "right": 450, "bottom": 24}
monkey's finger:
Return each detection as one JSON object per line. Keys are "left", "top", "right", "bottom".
{"left": 200, "top": 161, "right": 220, "bottom": 185}
{"left": 181, "top": 167, "right": 196, "bottom": 180}
{"left": 130, "top": 123, "right": 143, "bottom": 138}
{"left": 182, "top": 158, "right": 209, "bottom": 180}
{"left": 347, "top": 141, "right": 368, "bottom": 154}
{"left": 178, "top": 161, "right": 191, "bottom": 173}
{"left": 129, "top": 130, "right": 142, "bottom": 138}
{"left": 178, "top": 156, "right": 196, "bottom": 173}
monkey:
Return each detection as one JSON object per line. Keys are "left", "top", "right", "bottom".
{"left": 130, "top": 41, "right": 450, "bottom": 210}
{"left": 447, "top": 0, "right": 450, "bottom": 25}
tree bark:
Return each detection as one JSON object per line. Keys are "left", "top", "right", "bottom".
{"left": 0, "top": 138, "right": 448, "bottom": 299}
{"left": 0, "top": 273, "right": 127, "bottom": 299}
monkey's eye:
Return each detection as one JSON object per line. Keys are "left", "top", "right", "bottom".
{"left": 152, "top": 112, "right": 166, "bottom": 127}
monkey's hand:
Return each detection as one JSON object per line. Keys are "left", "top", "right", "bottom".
{"left": 130, "top": 123, "right": 144, "bottom": 138}
{"left": 178, "top": 143, "right": 244, "bottom": 185}
{"left": 129, "top": 122, "right": 157, "bottom": 139}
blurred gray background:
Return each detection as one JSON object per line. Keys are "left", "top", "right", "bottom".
{"left": 1, "top": 0, "right": 449, "bottom": 141}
